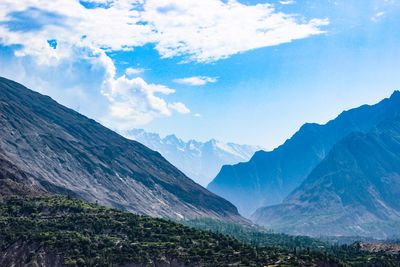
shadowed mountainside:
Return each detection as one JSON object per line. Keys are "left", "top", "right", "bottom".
{"left": 252, "top": 117, "right": 400, "bottom": 238}
{"left": 208, "top": 91, "right": 400, "bottom": 217}
{"left": 0, "top": 77, "right": 245, "bottom": 223}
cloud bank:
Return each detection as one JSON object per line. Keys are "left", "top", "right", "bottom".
{"left": 0, "top": 0, "right": 328, "bottom": 128}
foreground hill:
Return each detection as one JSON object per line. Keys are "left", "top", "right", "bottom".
{"left": 0, "top": 196, "right": 340, "bottom": 267}
{"left": 0, "top": 77, "right": 243, "bottom": 222}
{"left": 252, "top": 117, "right": 400, "bottom": 238}
{"left": 208, "top": 91, "right": 400, "bottom": 217}
{"left": 126, "top": 129, "right": 260, "bottom": 186}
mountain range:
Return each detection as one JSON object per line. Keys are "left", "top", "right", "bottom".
{"left": 0, "top": 77, "right": 244, "bottom": 223}
{"left": 252, "top": 116, "right": 400, "bottom": 238}
{"left": 208, "top": 91, "right": 400, "bottom": 217}
{"left": 2, "top": 75, "right": 400, "bottom": 239}
{"left": 125, "top": 129, "right": 260, "bottom": 186}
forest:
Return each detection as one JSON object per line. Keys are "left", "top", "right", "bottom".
{"left": 0, "top": 196, "right": 399, "bottom": 266}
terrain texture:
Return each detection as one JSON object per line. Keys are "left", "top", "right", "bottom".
{"left": 0, "top": 77, "right": 243, "bottom": 222}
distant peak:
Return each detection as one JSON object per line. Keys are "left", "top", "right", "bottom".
{"left": 129, "top": 128, "right": 145, "bottom": 134}
{"left": 298, "top": 122, "right": 320, "bottom": 132}
{"left": 164, "top": 134, "right": 180, "bottom": 143}
{"left": 390, "top": 90, "right": 400, "bottom": 98}
{"left": 166, "top": 134, "right": 177, "bottom": 138}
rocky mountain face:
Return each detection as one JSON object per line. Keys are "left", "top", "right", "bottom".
{"left": 208, "top": 91, "right": 400, "bottom": 217}
{"left": 125, "top": 129, "right": 260, "bottom": 187}
{"left": 0, "top": 77, "right": 245, "bottom": 223}
{"left": 251, "top": 117, "right": 400, "bottom": 238}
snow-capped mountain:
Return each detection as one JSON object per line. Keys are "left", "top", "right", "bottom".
{"left": 125, "top": 129, "right": 261, "bottom": 186}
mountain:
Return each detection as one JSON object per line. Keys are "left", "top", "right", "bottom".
{"left": 208, "top": 91, "right": 400, "bottom": 217}
{"left": 251, "top": 117, "right": 400, "bottom": 238}
{"left": 0, "top": 77, "right": 244, "bottom": 223}
{"left": 125, "top": 129, "right": 260, "bottom": 186}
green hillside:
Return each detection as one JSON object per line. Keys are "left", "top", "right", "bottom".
{"left": 0, "top": 196, "right": 338, "bottom": 266}
{"left": 183, "top": 219, "right": 400, "bottom": 266}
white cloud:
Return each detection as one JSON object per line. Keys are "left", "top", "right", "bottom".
{"left": 279, "top": 0, "right": 296, "bottom": 5}
{"left": 125, "top": 67, "right": 146, "bottom": 76}
{"left": 99, "top": 57, "right": 194, "bottom": 126}
{"left": 143, "top": 0, "right": 328, "bottom": 62}
{"left": 169, "top": 102, "right": 191, "bottom": 114}
{"left": 0, "top": 46, "right": 111, "bottom": 120}
{"left": 173, "top": 76, "right": 217, "bottom": 86}
{"left": 194, "top": 113, "right": 202, "bottom": 118}
{"left": 0, "top": 0, "right": 328, "bottom": 63}
{"left": 371, "top": 11, "right": 385, "bottom": 22}
{"left": 0, "top": 0, "right": 328, "bottom": 127}
{"left": 102, "top": 75, "right": 191, "bottom": 128}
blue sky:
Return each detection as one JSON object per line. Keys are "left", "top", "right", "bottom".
{"left": 0, "top": 0, "right": 399, "bottom": 149}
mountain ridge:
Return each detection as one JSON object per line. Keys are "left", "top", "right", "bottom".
{"left": 251, "top": 116, "right": 400, "bottom": 238}
{"left": 0, "top": 76, "right": 245, "bottom": 223}
{"left": 208, "top": 90, "right": 400, "bottom": 217}
{"left": 125, "top": 128, "right": 260, "bottom": 186}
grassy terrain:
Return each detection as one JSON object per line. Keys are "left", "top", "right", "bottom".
{"left": 0, "top": 196, "right": 338, "bottom": 266}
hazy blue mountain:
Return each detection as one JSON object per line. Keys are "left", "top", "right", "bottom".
{"left": 0, "top": 77, "right": 245, "bottom": 223}
{"left": 252, "top": 117, "right": 400, "bottom": 238}
{"left": 208, "top": 91, "right": 400, "bottom": 217}
{"left": 125, "top": 129, "right": 260, "bottom": 186}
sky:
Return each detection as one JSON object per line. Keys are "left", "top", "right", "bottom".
{"left": 0, "top": 0, "right": 399, "bottom": 149}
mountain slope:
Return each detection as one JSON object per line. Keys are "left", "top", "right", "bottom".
{"left": 0, "top": 196, "right": 343, "bottom": 267}
{"left": 251, "top": 117, "right": 400, "bottom": 238}
{"left": 125, "top": 129, "right": 260, "bottom": 186}
{"left": 2, "top": 197, "right": 399, "bottom": 267}
{"left": 208, "top": 91, "right": 400, "bottom": 217}
{"left": 0, "top": 77, "right": 244, "bottom": 222}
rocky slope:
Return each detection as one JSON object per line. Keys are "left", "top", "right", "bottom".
{"left": 0, "top": 77, "right": 244, "bottom": 222}
{"left": 125, "top": 129, "right": 260, "bottom": 187}
{"left": 251, "top": 117, "right": 400, "bottom": 238}
{"left": 208, "top": 91, "right": 400, "bottom": 217}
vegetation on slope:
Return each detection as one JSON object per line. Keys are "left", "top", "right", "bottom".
{"left": 182, "top": 218, "right": 400, "bottom": 266}
{"left": 181, "top": 218, "right": 327, "bottom": 249}
{"left": 0, "top": 196, "right": 338, "bottom": 267}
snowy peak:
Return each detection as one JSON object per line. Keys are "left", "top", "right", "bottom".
{"left": 124, "top": 129, "right": 261, "bottom": 186}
